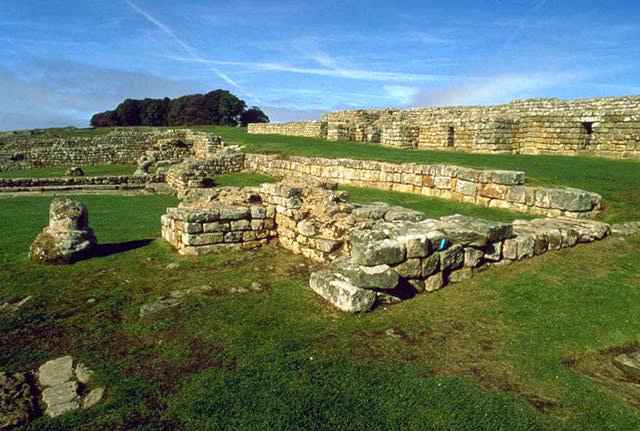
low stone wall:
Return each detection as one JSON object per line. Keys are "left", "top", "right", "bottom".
{"left": 244, "top": 154, "right": 602, "bottom": 218}
{"left": 165, "top": 149, "right": 245, "bottom": 197}
{"left": 0, "top": 175, "right": 163, "bottom": 188}
{"left": 247, "top": 122, "right": 324, "bottom": 138}
{"left": 161, "top": 188, "right": 277, "bottom": 255}
{"left": 0, "top": 128, "right": 219, "bottom": 171}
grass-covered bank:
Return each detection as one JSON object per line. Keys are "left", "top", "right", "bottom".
{"left": 1, "top": 191, "right": 640, "bottom": 429}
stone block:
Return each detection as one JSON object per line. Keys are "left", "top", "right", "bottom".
{"left": 424, "top": 272, "right": 444, "bottom": 292}
{"left": 352, "top": 239, "right": 406, "bottom": 266}
{"left": 309, "top": 271, "right": 377, "bottom": 313}
{"left": 440, "top": 244, "right": 464, "bottom": 271}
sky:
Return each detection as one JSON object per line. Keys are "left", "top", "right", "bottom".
{"left": 1, "top": 0, "right": 639, "bottom": 130}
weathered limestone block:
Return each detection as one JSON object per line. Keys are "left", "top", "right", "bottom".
{"left": 613, "top": 351, "right": 640, "bottom": 379}
{"left": 439, "top": 244, "right": 465, "bottom": 271}
{"left": 309, "top": 271, "right": 377, "bottom": 313}
{"left": 439, "top": 215, "right": 513, "bottom": 247}
{"left": 534, "top": 188, "right": 599, "bottom": 212}
{"left": 330, "top": 257, "right": 399, "bottom": 290}
{"left": 351, "top": 238, "right": 406, "bottom": 266}
{"left": 30, "top": 198, "right": 96, "bottom": 264}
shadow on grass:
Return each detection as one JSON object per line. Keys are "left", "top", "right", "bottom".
{"left": 93, "top": 239, "right": 154, "bottom": 258}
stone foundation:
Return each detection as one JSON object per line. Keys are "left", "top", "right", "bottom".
{"left": 161, "top": 180, "right": 614, "bottom": 313}
{"left": 244, "top": 154, "right": 602, "bottom": 219}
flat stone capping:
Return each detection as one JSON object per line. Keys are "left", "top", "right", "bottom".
{"left": 245, "top": 154, "right": 603, "bottom": 219}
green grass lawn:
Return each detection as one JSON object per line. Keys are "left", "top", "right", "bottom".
{"left": 0, "top": 164, "right": 136, "bottom": 179}
{"left": 1, "top": 191, "right": 640, "bottom": 430}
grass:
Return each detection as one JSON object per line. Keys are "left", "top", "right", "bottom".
{"left": 1, "top": 189, "right": 640, "bottom": 429}
{"left": 0, "top": 164, "right": 136, "bottom": 178}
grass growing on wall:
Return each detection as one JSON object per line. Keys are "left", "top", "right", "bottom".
{"left": 1, "top": 194, "right": 640, "bottom": 429}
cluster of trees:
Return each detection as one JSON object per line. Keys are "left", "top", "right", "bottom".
{"left": 90, "top": 90, "right": 269, "bottom": 128}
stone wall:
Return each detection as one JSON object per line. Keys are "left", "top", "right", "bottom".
{"left": 0, "top": 174, "right": 163, "bottom": 192}
{"left": 165, "top": 148, "right": 245, "bottom": 197}
{"left": 161, "top": 187, "right": 277, "bottom": 255}
{"left": 0, "top": 128, "right": 216, "bottom": 171}
{"left": 244, "top": 154, "right": 602, "bottom": 219}
{"left": 247, "top": 122, "right": 325, "bottom": 138}
{"left": 160, "top": 180, "right": 613, "bottom": 313}
{"left": 248, "top": 96, "right": 640, "bottom": 159}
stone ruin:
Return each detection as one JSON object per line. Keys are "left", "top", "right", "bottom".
{"left": 1, "top": 356, "right": 104, "bottom": 429}
{"left": 30, "top": 198, "right": 97, "bottom": 265}
{"left": 248, "top": 95, "right": 640, "bottom": 159}
{"left": 161, "top": 179, "right": 612, "bottom": 312}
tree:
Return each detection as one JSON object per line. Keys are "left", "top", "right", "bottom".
{"left": 90, "top": 90, "right": 263, "bottom": 128}
{"left": 240, "top": 107, "right": 269, "bottom": 126}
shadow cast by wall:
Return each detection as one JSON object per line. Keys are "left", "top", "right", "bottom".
{"left": 93, "top": 239, "right": 154, "bottom": 258}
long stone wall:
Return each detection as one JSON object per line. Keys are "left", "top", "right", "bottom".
{"left": 0, "top": 128, "right": 217, "bottom": 171}
{"left": 247, "top": 96, "right": 640, "bottom": 159}
{"left": 244, "top": 154, "right": 602, "bottom": 219}
{"left": 247, "top": 122, "right": 325, "bottom": 138}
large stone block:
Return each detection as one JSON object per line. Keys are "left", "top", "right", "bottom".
{"left": 309, "top": 271, "right": 377, "bottom": 313}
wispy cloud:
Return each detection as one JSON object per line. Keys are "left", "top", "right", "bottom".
{"left": 164, "top": 55, "right": 469, "bottom": 84}
{"left": 124, "top": 0, "right": 257, "bottom": 101}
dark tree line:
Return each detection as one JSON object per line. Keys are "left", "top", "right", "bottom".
{"left": 90, "top": 90, "right": 269, "bottom": 128}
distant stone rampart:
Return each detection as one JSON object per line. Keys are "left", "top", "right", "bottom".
{"left": 247, "top": 121, "right": 324, "bottom": 138}
{"left": 248, "top": 96, "right": 640, "bottom": 159}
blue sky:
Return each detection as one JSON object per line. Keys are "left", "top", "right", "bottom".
{"left": 1, "top": 0, "right": 639, "bottom": 130}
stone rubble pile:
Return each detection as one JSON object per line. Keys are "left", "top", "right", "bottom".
{"left": 0, "top": 356, "right": 104, "bottom": 429}
{"left": 30, "top": 198, "right": 97, "bottom": 264}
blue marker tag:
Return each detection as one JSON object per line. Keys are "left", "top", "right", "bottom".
{"left": 438, "top": 238, "right": 447, "bottom": 251}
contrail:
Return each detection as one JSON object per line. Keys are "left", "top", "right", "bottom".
{"left": 125, "top": 0, "right": 258, "bottom": 101}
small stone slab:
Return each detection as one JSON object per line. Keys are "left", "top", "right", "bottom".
{"left": 39, "top": 356, "right": 74, "bottom": 387}
{"left": 82, "top": 387, "right": 105, "bottom": 409}
{"left": 613, "top": 351, "right": 640, "bottom": 380}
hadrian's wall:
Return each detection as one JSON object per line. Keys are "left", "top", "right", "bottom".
{"left": 245, "top": 154, "right": 602, "bottom": 219}
{"left": 247, "top": 121, "right": 325, "bottom": 138}
{"left": 247, "top": 96, "right": 640, "bottom": 159}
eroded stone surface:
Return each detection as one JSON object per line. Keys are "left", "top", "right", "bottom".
{"left": 309, "top": 271, "right": 377, "bottom": 313}
{"left": 613, "top": 351, "right": 640, "bottom": 380}
{"left": 30, "top": 198, "right": 96, "bottom": 265}
{"left": 39, "top": 356, "right": 74, "bottom": 387}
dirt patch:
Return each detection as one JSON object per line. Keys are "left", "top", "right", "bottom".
{"left": 565, "top": 343, "right": 640, "bottom": 409}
